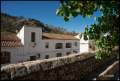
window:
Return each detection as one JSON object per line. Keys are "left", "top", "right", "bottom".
{"left": 55, "top": 43, "right": 63, "bottom": 49}
{"left": 31, "top": 32, "right": 35, "bottom": 42}
{"left": 1, "top": 51, "right": 10, "bottom": 64}
{"left": 37, "top": 53, "right": 40, "bottom": 58}
{"left": 66, "top": 52, "right": 71, "bottom": 55}
{"left": 45, "top": 42, "right": 49, "bottom": 48}
{"left": 66, "top": 43, "right": 72, "bottom": 48}
{"left": 45, "top": 55, "right": 49, "bottom": 59}
{"left": 73, "top": 50, "right": 78, "bottom": 53}
{"left": 56, "top": 53, "right": 62, "bottom": 57}
{"left": 75, "top": 42, "right": 78, "bottom": 47}
{"left": 30, "top": 56, "right": 36, "bottom": 61}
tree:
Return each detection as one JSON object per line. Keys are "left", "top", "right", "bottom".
{"left": 56, "top": 0, "right": 119, "bottom": 59}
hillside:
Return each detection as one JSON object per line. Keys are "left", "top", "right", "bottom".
{"left": 1, "top": 12, "right": 77, "bottom": 35}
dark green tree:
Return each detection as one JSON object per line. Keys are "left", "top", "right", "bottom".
{"left": 56, "top": 0, "right": 119, "bottom": 59}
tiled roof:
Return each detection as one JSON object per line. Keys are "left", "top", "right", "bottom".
{"left": 1, "top": 32, "right": 78, "bottom": 47}
{"left": 1, "top": 32, "right": 23, "bottom": 47}
{"left": 42, "top": 33, "right": 79, "bottom": 40}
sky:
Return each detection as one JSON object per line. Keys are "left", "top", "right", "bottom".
{"left": 1, "top": 1, "right": 101, "bottom": 33}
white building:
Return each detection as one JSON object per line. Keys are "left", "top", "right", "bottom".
{"left": 75, "top": 33, "right": 90, "bottom": 54}
{"left": 1, "top": 25, "right": 93, "bottom": 65}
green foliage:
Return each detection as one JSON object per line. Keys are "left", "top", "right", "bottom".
{"left": 56, "top": 0, "right": 119, "bottom": 59}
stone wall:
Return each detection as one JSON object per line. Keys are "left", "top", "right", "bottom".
{"left": 0, "top": 50, "right": 118, "bottom": 80}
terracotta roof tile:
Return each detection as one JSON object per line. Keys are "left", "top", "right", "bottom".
{"left": 42, "top": 33, "right": 79, "bottom": 40}
{"left": 1, "top": 32, "right": 23, "bottom": 47}
{"left": 1, "top": 32, "right": 78, "bottom": 47}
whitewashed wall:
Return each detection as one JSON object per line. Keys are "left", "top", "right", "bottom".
{"left": 1, "top": 47, "right": 24, "bottom": 64}
{"left": 38, "top": 39, "right": 80, "bottom": 59}
{"left": 16, "top": 26, "right": 80, "bottom": 61}
{"left": 19, "top": 39, "right": 80, "bottom": 61}
{"left": 1, "top": 26, "right": 90, "bottom": 64}
{"left": 75, "top": 33, "right": 89, "bottom": 54}
{"left": 80, "top": 34, "right": 89, "bottom": 53}
{"left": 17, "top": 26, "right": 24, "bottom": 45}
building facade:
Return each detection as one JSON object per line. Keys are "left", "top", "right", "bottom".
{"left": 1, "top": 26, "right": 91, "bottom": 65}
